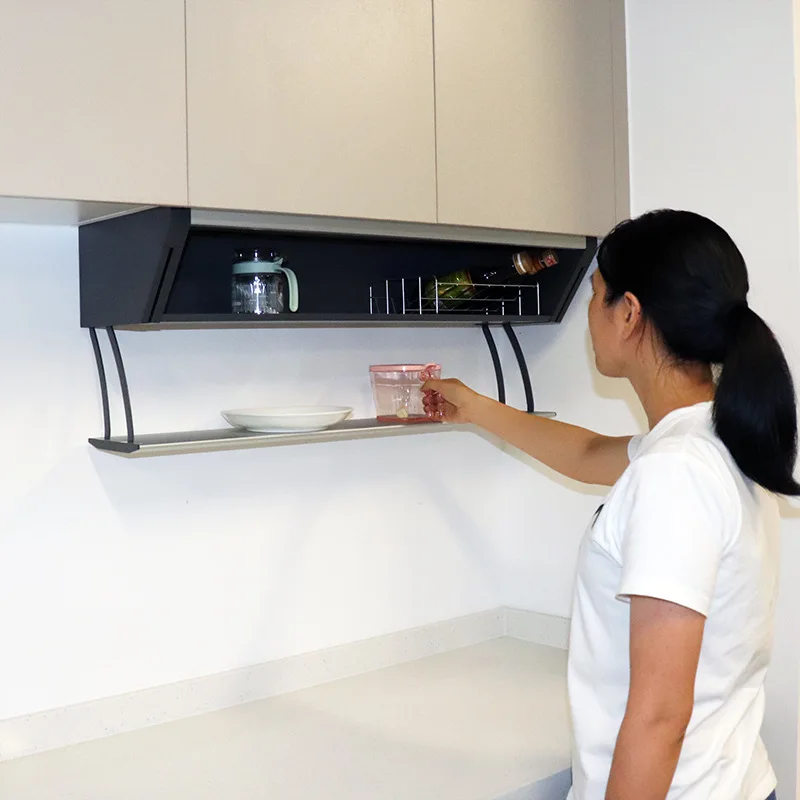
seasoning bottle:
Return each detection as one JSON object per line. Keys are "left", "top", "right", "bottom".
{"left": 424, "top": 248, "right": 559, "bottom": 309}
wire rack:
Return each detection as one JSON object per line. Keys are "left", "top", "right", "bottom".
{"left": 369, "top": 277, "right": 541, "bottom": 317}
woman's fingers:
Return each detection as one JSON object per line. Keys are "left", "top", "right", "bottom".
{"left": 422, "top": 378, "right": 464, "bottom": 403}
{"left": 422, "top": 377, "right": 474, "bottom": 422}
{"left": 423, "top": 389, "right": 443, "bottom": 419}
{"left": 421, "top": 378, "right": 444, "bottom": 394}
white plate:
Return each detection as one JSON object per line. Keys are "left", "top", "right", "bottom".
{"left": 221, "top": 406, "right": 354, "bottom": 433}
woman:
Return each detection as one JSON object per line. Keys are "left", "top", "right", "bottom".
{"left": 423, "top": 210, "right": 797, "bottom": 800}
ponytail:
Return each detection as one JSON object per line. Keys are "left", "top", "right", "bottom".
{"left": 598, "top": 209, "right": 800, "bottom": 495}
{"left": 714, "top": 306, "right": 800, "bottom": 495}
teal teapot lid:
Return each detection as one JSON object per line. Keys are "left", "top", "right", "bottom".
{"left": 233, "top": 248, "right": 284, "bottom": 275}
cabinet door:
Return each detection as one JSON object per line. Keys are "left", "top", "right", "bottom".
{"left": 186, "top": 0, "right": 437, "bottom": 223}
{"left": 434, "top": 0, "right": 620, "bottom": 236}
{"left": 0, "top": 1, "right": 187, "bottom": 205}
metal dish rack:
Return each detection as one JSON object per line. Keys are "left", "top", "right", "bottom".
{"left": 369, "top": 277, "right": 541, "bottom": 317}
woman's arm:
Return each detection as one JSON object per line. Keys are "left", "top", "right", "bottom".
{"left": 606, "top": 596, "right": 705, "bottom": 800}
{"left": 422, "top": 378, "right": 631, "bottom": 486}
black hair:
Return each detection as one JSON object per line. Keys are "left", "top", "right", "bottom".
{"left": 597, "top": 209, "right": 799, "bottom": 495}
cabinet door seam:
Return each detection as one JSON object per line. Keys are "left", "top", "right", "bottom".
{"left": 183, "top": 0, "right": 191, "bottom": 204}
{"left": 431, "top": 0, "right": 440, "bottom": 224}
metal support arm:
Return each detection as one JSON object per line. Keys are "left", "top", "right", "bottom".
{"left": 89, "top": 327, "right": 135, "bottom": 443}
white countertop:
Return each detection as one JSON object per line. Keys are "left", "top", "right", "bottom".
{"left": 0, "top": 638, "right": 571, "bottom": 800}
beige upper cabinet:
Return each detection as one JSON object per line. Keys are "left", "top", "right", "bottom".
{"left": 433, "top": 0, "right": 624, "bottom": 236}
{"left": 0, "top": 1, "right": 188, "bottom": 206}
{"left": 186, "top": 0, "right": 437, "bottom": 223}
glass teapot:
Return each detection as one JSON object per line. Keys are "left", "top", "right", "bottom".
{"left": 231, "top": 248, "right": 299, "bottom": 315}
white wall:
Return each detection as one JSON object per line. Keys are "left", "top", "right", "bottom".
{"left": 0, "top": 223, "right": 522, "bottom": 719}
{"left": 501, "top": 1, "right": 800, "bottom": 795}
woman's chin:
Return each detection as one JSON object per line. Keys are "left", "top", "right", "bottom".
{"left": 594, "top": 357, "right": 621, "bottom": 379}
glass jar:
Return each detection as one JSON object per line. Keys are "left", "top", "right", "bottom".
{"left": 231, "top": 248, "right": 299, "bottom": 315}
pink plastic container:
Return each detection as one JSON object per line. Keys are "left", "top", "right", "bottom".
{"left": 369, "top": 363, "right": 441, "bottom": 423}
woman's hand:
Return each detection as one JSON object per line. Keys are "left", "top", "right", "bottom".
{"left": 422, "top": 378, "right": 481, "bottom": 424}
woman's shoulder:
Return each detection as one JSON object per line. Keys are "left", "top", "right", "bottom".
{"left": 625, "top": 421, "right": 753, "bottom": 542}
{"left": 631, "top": 404, "right": 732, "bottom": 478}
{"left": 633, "top": 425, "right": 736, "bottom": 489}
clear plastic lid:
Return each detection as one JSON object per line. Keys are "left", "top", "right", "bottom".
{"left": 369, "top": 363, "right": 440, "bottom": 373}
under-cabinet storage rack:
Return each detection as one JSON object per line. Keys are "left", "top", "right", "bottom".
{"left": 79, "top": 208, "right": 597, "bottom": 456}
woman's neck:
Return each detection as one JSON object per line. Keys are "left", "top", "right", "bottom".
{"left": 629, "top": 359, "right": 716, "bottom": 430}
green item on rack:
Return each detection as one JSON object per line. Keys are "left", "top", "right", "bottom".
{"left": 423, "top": 270, "right": 477, "bottom": 308}
{"left": 423, "top": 249, "right": 559, "bottom": 311}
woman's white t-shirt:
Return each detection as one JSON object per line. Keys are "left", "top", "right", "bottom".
{"left": 567, "top": 402, "right": 780, "bottom": 800}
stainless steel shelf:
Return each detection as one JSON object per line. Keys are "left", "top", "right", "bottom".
{"left": 88, "top": 414, "right": 556, "bottom": 458}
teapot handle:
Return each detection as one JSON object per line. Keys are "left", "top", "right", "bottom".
{"left": 277, "top": 267, "right": 299, "bottom": 312}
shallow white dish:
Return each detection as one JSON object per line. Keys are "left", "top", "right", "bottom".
{"left": 221, "top": 406, "right": 354, "bottom": 433}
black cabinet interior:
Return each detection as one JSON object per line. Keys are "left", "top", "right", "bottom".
{"left": 79, "top": 207, "right": 596, "bottom": 328}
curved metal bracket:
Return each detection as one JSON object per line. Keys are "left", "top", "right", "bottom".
{"left": 89, "top": 327, "right": 135, "bottom": 443}
{"left": 481, "top": 323, "right": 506, "bottom": 404}
{"left": 503, "top": 323, "right": 534, "bottom": 413}
{"left": 481, "top": 323, "right": 535, "bottom": 413}
{"left": 89, "top": 327, "right": 111, "bottom": 440}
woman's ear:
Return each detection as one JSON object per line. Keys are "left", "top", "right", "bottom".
{"left": 620, "top": 291, "right": 644, "bottom": 340}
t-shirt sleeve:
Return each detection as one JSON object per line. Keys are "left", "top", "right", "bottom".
{"left": 615, "top": 452, "right": 731, "bottom": 617}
